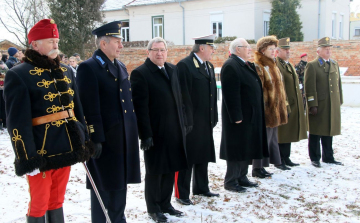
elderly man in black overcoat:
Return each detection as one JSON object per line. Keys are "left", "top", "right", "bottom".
{"left": 174, "top": 34, "right": 219, "bottom": 206}
{"left": 76, "top": 21, "right": 141, "bottom": 223}
{"left": 131, "top": 37, "right": 188, "bottom": 223}
{"left": 220, "top": 38, "right": 269, "bottom": 193}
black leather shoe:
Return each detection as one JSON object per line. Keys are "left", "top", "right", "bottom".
{"left": 284, "top": 158, "right": 300, "bottom": 166}
{"left": 323, "top": 160, "right": 343, "bottom": 165}
{"left": 149, "top": 212, "right": 167, "bottom": 223}
{"left": 194, "top": 191, "right": 220, "bottom": 197}
{"left": 238, "top": 176, "right": 258, "bottom": 187}
{"left": 311, "top": 161, "right": 321, "bottom": 168}
{"left": 176, "top": 198, "right": 193, "bottom": 205}
{"left": 252, "top": 168, "right": 267, "bottom": 178}
{"left": 161, "top": 207, "right": 183, "bottom": 217}
{"left": 224, "top": 185, "right": 247, "bottom": 193}
{"left": 275, "top": 163, "right": 291, "bottom": 170}
{"left": 261, "top": 168, "right": 273, "bottom": 176}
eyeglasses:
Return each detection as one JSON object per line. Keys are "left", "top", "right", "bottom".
{"left": 237, "top": 45, "right": 252, "bottom": 49}
{"left": 149, "top": 48, "right": 167, "bottom": 53}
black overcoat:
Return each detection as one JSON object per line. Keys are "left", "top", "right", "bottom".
{"left": 77, "top": 49, "right": 141, "bottom": 191}
{"left": 220, "top": 55, "right": 269, "bottom": 161}
{"left": 177, "top": 52, "right": 217, "bottom": 165}
{"left": 130, "top": 58, "right": 187, "bottom": 175}
{"left": 4, "top": 50, "right": 92, "bottom": 176}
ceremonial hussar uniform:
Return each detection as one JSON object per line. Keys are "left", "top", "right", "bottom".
{"left": 174, "top": 34, "right": 219, "bottom": 205}
{"left": 77, "top": 21, "right": 141, "bottom": 223}
{"left": 276, "top": 38, "right": 307, "bottom": 167}
{"left": 304, "top": 37, "right": 343, "bottom": 167}
{"left": 4, "top": 19, "right": 92, "bottom": 222}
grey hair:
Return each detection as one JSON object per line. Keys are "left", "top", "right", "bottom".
{"left": 147, "top": 37, "right": 167, "bottom": 50}
{"left": 229, "top": 38, "right": 246, "bottom": 54}
{"left": 192, "top": 44, "right": 201, "bottom": 53}
{"left": 95, "top": 36, "right": 111, "bottom": 49}
{"left": 29, "top": 40, "right": 43, "bottom": 49}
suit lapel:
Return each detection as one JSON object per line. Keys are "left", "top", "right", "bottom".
{"left": 192, "top": 53, "right": 209, "bottom": 79}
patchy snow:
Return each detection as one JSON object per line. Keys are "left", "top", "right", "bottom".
{"left": 1, "top": 105, "right": 360, "bottom": 222}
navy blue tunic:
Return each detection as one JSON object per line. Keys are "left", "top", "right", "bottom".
{"left": 77, "top": 49, "right": 141, "bottom": 191}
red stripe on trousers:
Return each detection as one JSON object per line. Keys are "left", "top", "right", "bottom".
{"left": 174, "top": 171, "right": 180, "bottom": 198}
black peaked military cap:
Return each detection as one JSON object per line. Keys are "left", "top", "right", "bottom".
{"left": 92, "top": 21, "right": 123, "bottom": 39}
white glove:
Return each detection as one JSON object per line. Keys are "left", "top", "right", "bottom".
{"left": 299, "top": 84, "right": 303, "bottom": 90}
{"left": 27, "top": 169, "right": 40, "bottom": 176}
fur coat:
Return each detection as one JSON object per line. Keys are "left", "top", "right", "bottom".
{"left": 254, "top": 51, "right": 288, "bottom": 128}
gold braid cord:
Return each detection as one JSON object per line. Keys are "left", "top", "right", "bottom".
{"left": 29, "top": 67, "right": 50, "bottom": 76}
{"left": 11, "top": 129, "right": 28, "bottom": 160}
{"left": 37, "top": 124, "right": 50, "bottom": 156}
{"left": 44, "top": 88, "right": 75, "bottom": 102}
{"left": 46, "top": 101, "right": 74, "bottom": 114}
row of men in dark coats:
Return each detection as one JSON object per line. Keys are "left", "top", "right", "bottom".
{"left": 5, "top": 18, "right": 342, "bottom": 223}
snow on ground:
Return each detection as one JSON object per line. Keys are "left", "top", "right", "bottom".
{"left": 1, "top": 106, "right": 360, "bottom": 222}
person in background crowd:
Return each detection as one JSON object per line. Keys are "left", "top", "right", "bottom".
{"left": 276, "top": 38, "right": 307, "bottom": 169}
{"left": 4, "top": 18, "right": 93, "bottom": 223}
{"left": 5, "top": 47, "right": 19, "bottom": 69}
{"left": 304, "top": 37, "right": 343, "bottom": 168}
{"left": 175, "top": 34, "right": 219, "bottom": 206}
{"left": 77, "top": 21, "right": 141, "bottom": 223}
{"left": 73, "top": 53, "right": 83, "bottom": 64}
{"left": 252, "top": 35, "right": 289, "bottom": 178}
{"left": 69, "top": 56, "right": 78, "bottom": 76}
{"left": 59, "top": 54, "right": 68, "bottom": 65}
{"left": 131, "top": 37, "right": 188, "bottom": 223}
{"left": 16, "top": 49, "right": 25, "bottom": 61}
{"left": 220, "top": 38, "right": 268, "bottom": 193}
{"left": 2, "top": 54, "right": 9, "bottom": 64}
{"left": 295, "top": 53, "right": 308, "bottom": 110}
{"left": 0, "top": 51, "right": 8, "bottom": 130}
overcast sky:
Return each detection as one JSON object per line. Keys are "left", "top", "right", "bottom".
{"left": 1, "top": 0, "right": 360, "bottom": 47}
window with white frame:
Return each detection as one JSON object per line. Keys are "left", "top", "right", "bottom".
{"left": 339, "top": 15, "right": 343, "bottom": 39}
{"left": 355, "top": 28, "right": 360, "bottom": 36}
{"left": 212, "top": 22, "right": 223, "bottom": 37}
{"left": 152, "top": 16, "right": 164, "bottom": 38}
{"left": 332, "top": 13, "right": 336, "bottom": 38}
{"left": 263, "top": 11, "right": 270, "bottom": 36}
{"left": 210, "top": 12, "right": 223, "bottom": 38}
{"left": 121, "top": 21, "right": 130, "bottom": 42}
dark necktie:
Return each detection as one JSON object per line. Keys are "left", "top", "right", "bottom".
{"left": 204, "top": 62, "right": 210, "bottom": 76}
{"left": 326, "top": 61, "right": 330, "bottom": 65}
{"left": 160, "top": 67, "right": 169, "bottom": 79}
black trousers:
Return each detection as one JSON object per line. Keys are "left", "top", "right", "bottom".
{"left": 90, "top": 188, "right": 127, "bottom": 223}
{"left": 279, "top": 143, "right": 291, "bottom": 159}
{"left": 145, "top": 172, "right": 174, "bottom": 213}
{"left": 174, "top": 163, "right": 209, "bottom": 199}
{"left": 308, "top": 134, "right": 334, "bottom": 162}
{"left": 224, "top": 161, "right": 248, "bottom": 188}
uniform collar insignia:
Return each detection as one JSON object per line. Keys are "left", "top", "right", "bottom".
{"left": 277, "top": 57, "right": 286, "bottom": 67}
{"left": 318, "top": 58, "right": 324, "bottom": 65}
{"left": 96, "top": 55, "right": 105, "bottom": 65}
{"left": 208, "top": 63, "right": 212, "bottom": 69}
{"left": 193, "top": 57, "right": 200, "bottom": 68}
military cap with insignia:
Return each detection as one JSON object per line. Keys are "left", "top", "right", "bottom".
{"left": 192, "top": 34, "right": 217, "bottom": 46}
{"left": 278, "top": 37, "right": 290, "bottom": 49}
{"left": 27, "top": 19, "right": 59, "bottom": 44}
{"left": 92, "top": 21, "right": 123, "bottom": 39}
{"left": 318, "top": 37, "right": 332, "bottom": 47}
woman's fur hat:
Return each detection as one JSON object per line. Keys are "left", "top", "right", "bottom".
{"left": 256, "top": 36, "right": 278, "bottom": 53}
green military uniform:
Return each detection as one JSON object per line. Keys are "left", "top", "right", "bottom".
{"left": 304, "top": 37, "right": 343, "bottom": 166}
{"left": 276, "top": 58, "right": 307, "bottom": 143}
{"left": 275, "top": 37, "right": 307, "bottom": 167}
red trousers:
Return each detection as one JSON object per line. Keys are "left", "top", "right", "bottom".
{"left": 26, "top": 166, "right": 70, "bottom": 217}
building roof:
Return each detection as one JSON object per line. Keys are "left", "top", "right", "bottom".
{"left": 103, "top": 0, "right": 186, "bottom": 11}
